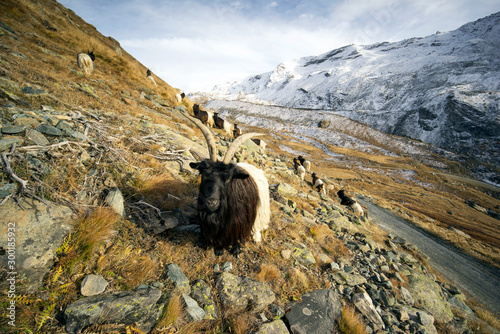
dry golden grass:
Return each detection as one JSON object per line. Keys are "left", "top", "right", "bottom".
{"left": 3, "top": 0, "right": 500, "bottom": 332}
{"left": 310, "top": 223, "right": 351, "bottom": 259}
{"left": 466, "top": 302, "right": 500, "bottom": 332}
{"left": 156, "top": 292, "right": 183, "bottom": 329}
{"left": 257, "top": 263, "right": 281, "bottom": 282}
{"left": 284, "top": 268, "right": 309, "bottom": 297}
{"left": 96, "top": 243, "right": 159, "bottom": 289}
{"left": 337, "top": 305, "right": 368, "bottom": 334}
{"left": 73, "top": 207, "right": 121, "bottom": 261}
{"left": 227, "top": 314, "right": 251, "bottom": 334}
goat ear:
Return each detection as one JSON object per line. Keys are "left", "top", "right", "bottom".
{"left": 231, "top": 169, "right": 249, "bottom": 180}
{"left": 190, "top": 162, "right": 202, "bottom": 170}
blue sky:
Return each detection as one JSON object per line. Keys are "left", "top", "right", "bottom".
{"left": 59, "top": 0, "right": 500, "bottom": 93}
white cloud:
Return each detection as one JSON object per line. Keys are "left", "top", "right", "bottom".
{"left": 267, "top": 2, "right": 278, "bottom": 9}
{"left": 60, "top": 0, "right": 500, "bottom": 93}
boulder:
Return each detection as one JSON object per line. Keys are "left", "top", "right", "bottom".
{"left": 64, "top": 286, "right": 162, "bottom": 334}
{"left": 165, "top": 263, "right": 190, "bottom": 294}
{"left": 0, "top": 197, "right": 73, "bottom": 291}
{"left": 352, "top": 291, "right": 385, "bottom": 331}
{"left": 216, "top": 272, "right": 275, "bottom": 314}
{"left": 182, "top": 294, "right": 205, "bottom": 322}
{"left": 286, "top": 289, "right": 341, "bottom": 334}
{"left": 276, "top": 182, "right": 298, "bottom": 198}
{"left": 407, "top": 272, "right": 453, "bottom": 323}
{"left": 190, "top": 279, "right": 218, "bottom": 319}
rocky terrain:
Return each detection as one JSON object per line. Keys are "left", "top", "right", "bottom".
{"left": 1, "top": 1, "right": 500, "bottom": 334}
{"left": 204, "top": 12, "right": 500, "bottom": 169}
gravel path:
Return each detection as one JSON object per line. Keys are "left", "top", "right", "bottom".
{"left": 358, "top": 196, "right": 500, "bottom": 316}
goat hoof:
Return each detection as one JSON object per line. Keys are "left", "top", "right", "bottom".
{"left": 231, "top": 245, "right": 242, "bottom": 258}
{"left": 214, "top": 248, "right": 224, "bottom": 256}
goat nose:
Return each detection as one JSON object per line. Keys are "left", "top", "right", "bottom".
{"left": 206, "top": 198, "right": 218, "bottom": 209}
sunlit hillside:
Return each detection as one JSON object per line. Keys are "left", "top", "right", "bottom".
{"left": 0, "top": 0, "right": 499, "bottom": 333}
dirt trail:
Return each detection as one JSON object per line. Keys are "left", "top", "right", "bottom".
{"left": 358, "top": 196, "right": 500, "bottom": 316}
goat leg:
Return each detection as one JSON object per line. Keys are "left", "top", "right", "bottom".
{"left": 214, "top": 246, "right": 225, "bottom": 256}
{"left": 231, "top": 244, "right": 242, "bottom": 258}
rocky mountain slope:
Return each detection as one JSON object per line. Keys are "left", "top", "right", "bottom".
{"left": 1, "top": 1, "right": 500, "bottom": 333}
{"left": 207, "top": 12, "right": 500, "bottom": 167}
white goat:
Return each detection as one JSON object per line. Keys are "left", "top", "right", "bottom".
{"left": 293, "top": 157, "right": 306, "bottom": 181}
{"left": 146, "top": 69, "right": 156, "bottom": 86}
{"left": 312, "top": 172, "right": 326, "bottom": 194}
{"left": 298, "top": 155, "right": 311, "bottom": 172}
{"left": 77, "top": 51, "right": 95, "bottom": 75}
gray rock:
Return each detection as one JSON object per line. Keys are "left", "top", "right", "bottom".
{"left": 286, "top": 289, "right": 341, "bottom": 334}
{"left": 0, "top": 189, "right": 11, "bottom": 199}
{"left": 400, "top": 286, "right": 415, "bottom": 306}
{"left": 190, "top": 279, "right": 218, "bottom": 319}
{"left": 36, "top": 123, "right": 62, "bottom": 136}
{"left": 22, "top": 86, "right": 47, "bottom": 95}
{"left": 216, "top": 272, "right": 275, "bottom": 314}
{"left": 0, "top": 137, "right": 23, "bottom": 151}
{"left": 64, "top": 286, "right": 162, "bottom": 334}
{"left": 221, "top": 261, "right": 233, "bottom": 272}
{"left": 352, "top": 291, "right": 385, "bottom": 331}
{"left": 174, "top": 105, "right": 186, "bottom": 112}
{"left": 25, "top": 129, "right": 49, "bottom": 146}
{"left": 448, "top": 296, "right": 474, "bottom": 315}
{"left": 81, "top": 274, "right": 109, "bottom": 296}
{"left": 417, "top": 310, "right": 435, "bottom": 327}
{"left": 276, "top": 182, "right": 298, "bottom": 197}
{"left": 270, "top": 304, "right": 285, "bottom": 317}
{"left": 56, "top": 120, "right": 74, "bottom": 135}
{"left": 407, "top": 272, "right": 453, "bottom": 323}
{"left": 105, "top": 188, "right": 125, "bottom": 216}
{"left": 292, "top": 247, "right": 316, "bottom": 265}
{"left": 331, "top": 271, "right": 367, "bottom": 286}
{"left": 165, "top": 263, "right": 190, "bottom": 294}
{"left": 1, "top": 125, "right": 25, "bottom": 134}
{"left": 0, "top": 197, "right": 73, "bottom": 291}
{"left": 254, "top": 319, "right": 290, "bottom": 334}
{"left": 182, "top": 294, "right": 205, "bottom": 322}
{"left": 70, "top": 131, "right": 87, "bottom": 141}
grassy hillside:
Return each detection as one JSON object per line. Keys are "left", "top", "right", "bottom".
{"left": 1, "top": 0, "right": 500, "bottom": 333}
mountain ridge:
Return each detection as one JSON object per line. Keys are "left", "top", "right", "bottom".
{"left": 207, "top": 11, "right": 500, "bottom": 167}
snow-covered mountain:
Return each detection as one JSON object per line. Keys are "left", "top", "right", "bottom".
{"left": 208, "top": 12, "right": 500, "bottom": 166}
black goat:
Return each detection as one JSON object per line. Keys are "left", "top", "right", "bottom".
{"left": 311, "top": 172, "right": 325, "bottom": 194}
{"left": 337, "top": 189, "right": 364, "bottom": 216}
{"left": 180, "top": 110, "right": 270, "bottom": 256}
{"left": 297, "top": 155, "right": 311, "bottom": 172}
{"left": 193, "top": 104, "right": 209, "bottom": 125}
{"left": 233, "top": 123, "right": 242, "bottom": 138}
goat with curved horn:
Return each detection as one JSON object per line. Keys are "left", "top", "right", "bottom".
{"left": 179, "top": 109, "right": 271, "bottom": 256}
{"left": 223, "top": 132, "right": 266, "bottom": 164}
{"left": 179, "top": 109, "right": 217, "bottom": 162}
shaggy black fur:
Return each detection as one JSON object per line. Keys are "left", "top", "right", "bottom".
{"left": 193, "top": 104, "right": 209, "bottom": 125}
{"left": 337, "top": 189, "right": 355, "bottom": 206}
{"left": 190, "top": 160, "right": 259, "bottom": 255}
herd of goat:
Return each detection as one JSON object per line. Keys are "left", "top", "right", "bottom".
{"left": 76, "top": 50, "right": 365, "bottom": 256}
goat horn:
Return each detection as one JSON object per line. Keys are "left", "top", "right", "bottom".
{"left": 223, "top": 133, "right": 265, "bottom": 164}
{"left": 179, "top": 109, "right": 217, "bottom": 162}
